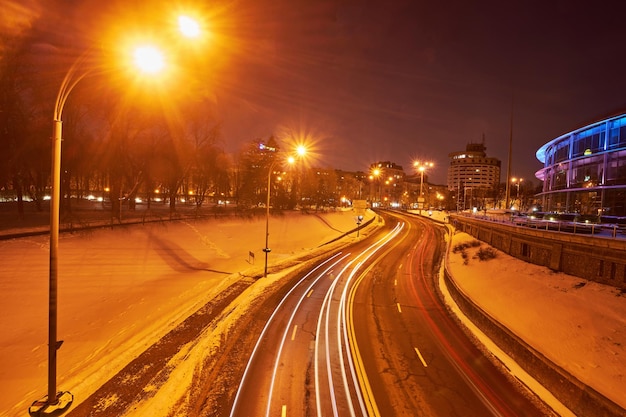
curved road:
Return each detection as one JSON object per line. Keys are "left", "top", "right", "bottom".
{"left": 352, "top": 211, "right": 548, "bottom": 416}
{"left": 229, "top": 211, "right": 550, "bottom": 417}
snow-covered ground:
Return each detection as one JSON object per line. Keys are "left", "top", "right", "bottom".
{"left": 1, "top": 208, "right": 624, "bottom": 416}
{"left": 420, "top": 210, "right": 625, "bottom": 412}
{"left": 0, "top": 209, "right": 372, "bottom": 417}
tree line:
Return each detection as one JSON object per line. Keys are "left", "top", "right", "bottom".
{"left": 0, "top": 11, "right": 365, "bottom": 219}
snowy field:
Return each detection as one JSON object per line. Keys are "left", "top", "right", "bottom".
{"left": 0, "top": 209, "right": 372, "bottom": 416}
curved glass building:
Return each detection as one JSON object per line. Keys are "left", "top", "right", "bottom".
{"left": 535, "top": 112, "right": 626, "bottom": 216}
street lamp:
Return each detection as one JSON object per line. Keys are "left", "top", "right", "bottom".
{"left": 29, "top": 16, "right": 201, "bottom": 417}
{"left": 293, "top": 144, "right": 308, "bottom": 207}
{"left": 369, "top": 167, "right": 381, "bottom": 207}
{"left": 262, "top": 146, "right": 306, "bottom": 278}
{"left": 511, "top": 177, "right": 523, "bottom": 210}
{"left": 511, "top": 177, "right": 523, "bottom": 198}
{"left": 413, "top": 161, "right": 434, "bottom": 214}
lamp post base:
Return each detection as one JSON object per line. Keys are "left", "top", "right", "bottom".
{"left": 29, "top": 391, "right": 73, "bottom": 416}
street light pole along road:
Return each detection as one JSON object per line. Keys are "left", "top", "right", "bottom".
{"left": 413, "top": 160, "right": 434, "bottom": 214}
{"left": 262, "top": 143, "right": 307, "bottom": 278}
{"left": 30, "top": 15, "right": 203, "bottom": 416}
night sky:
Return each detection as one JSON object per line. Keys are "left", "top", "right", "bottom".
{"left": 4, "top": 0, "right": 626, "bottom": 185}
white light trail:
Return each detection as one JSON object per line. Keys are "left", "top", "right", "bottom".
{"left": 264, "top": 254, "right": 350, "bottom": 417}
{"left": 314, "top": 222, "right": 405, "bottom": 417}
{"left": 229, "top": 252, "right": 344, "bottom": 417}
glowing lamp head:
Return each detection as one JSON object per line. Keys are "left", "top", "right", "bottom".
{"left": 178, "top": 15, "right": 201, "bottom": 38}
{"left": 133, "top": 45, "right": 164, "bottom": 74}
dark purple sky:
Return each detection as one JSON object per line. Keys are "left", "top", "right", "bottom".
{"left": 6, "top": 0, "right": 626, "bottom": 185}
{"left": 211, "top": 0, "right": 626, "bottom": 185}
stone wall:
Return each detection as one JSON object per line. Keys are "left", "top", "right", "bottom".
{"left": 451, "top": 215, "right": 626, "bottom": 290}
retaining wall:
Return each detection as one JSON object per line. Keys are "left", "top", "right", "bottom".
{"left": 451, "top": 215, "right": 626, "bottom": 290}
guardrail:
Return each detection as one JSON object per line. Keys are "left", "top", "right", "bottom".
{"left": 455, "top": 211, "right": 626, "bottom": 239}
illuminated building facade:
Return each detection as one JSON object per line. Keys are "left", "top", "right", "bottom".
{"left": 535, "top": 112, "right": 626, "bottom": 216}
{"left": 447, "top": 142, "right": 501, "bottom": 190}
{"left": 447, "top": 142, "right": 501, "bottom": 210}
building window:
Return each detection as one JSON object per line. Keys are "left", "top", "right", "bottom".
{"left": 553, "top": 169, "right": 568, "bottom": 190}
{"left": 605, "top": 150, "right": 626, "bottom": 186}
{"left": 572, "top": 126, "right": 605, "bottom": 158}
{"left": 570, "top": 156, "right": 602, "bottom": 187}
{"left": 521, "top": 242, "right": 529, "bottom": 258}
{"left": 608, "top": 119, "right": 622, "bottom": 148}
{"left": 555, "top": 141, "right": 570, "bottom": 163}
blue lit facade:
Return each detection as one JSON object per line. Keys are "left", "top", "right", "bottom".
{"left": 535, "top": 113, "right": 626, "bottom": 216}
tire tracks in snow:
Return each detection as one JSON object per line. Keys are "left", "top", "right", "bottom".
{"left": 66, "top": 279, "right": 253, "bottom": 417}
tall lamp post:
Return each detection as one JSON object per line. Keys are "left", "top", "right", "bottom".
{"left": 262, "top": 145, "right": 306, "bottom": 278}
{"left": 413, "top": 161, "right": 434, "bottom": 214}
{"left": 262, "top": 159, "right": 277, "bottom": 278}
{"left": 29, "top": 15, "right": 202, "bottom": 416}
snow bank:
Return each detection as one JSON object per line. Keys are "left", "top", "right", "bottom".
{"left": 447, "top": 231, "right": 626, "bottom": 410}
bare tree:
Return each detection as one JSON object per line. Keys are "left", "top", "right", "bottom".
{"left": 0, "top": 33, "right": 51, "bottom": 216}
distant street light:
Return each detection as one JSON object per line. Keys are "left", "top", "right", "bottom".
{"left": 369, "top": 167, "right": 382, "bottom": 206}
{"left": 29, "top": 15, "right": 203, "bottom": 417}
{"left": 413, "top": 161, "right": 434, "bottom": 214}
{"left": 511, "top": 177, "right": 523, "bottom": 198}
{"left": 262, "top": 145, "right": 306, "bottom": 278}
{"left": 511, "top": 177, "right": 523, "bottom": 210}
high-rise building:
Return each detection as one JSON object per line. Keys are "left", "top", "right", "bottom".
{"left": 447, "top": 142, "right": 501, "bottom": 191}
{"left": 447, "top": 141, "right": 501, "bottom": 210}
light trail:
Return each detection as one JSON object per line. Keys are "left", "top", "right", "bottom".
{"left": 232, "top": 221, "right": 406, "bottom": 417}
{"left": 404, "top": 217, "right": 507, "bottom": 417}
{"left": 229, "top": 252, "right": 344, "bottom": 417}
{"left": 339, "top": 222, "right": 405, "bottom": 417}
{"left": 264, "top": 254, "right": 349, "bottom": 417}
{"left": 315, "top": 223, "right": 404, "bottom": 417}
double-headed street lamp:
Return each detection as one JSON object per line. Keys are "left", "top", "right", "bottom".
{"left": 29, "top": 15, "right": 203, "bottom": 416}
{"left": 262, "top": 144, "right": 307, "bottom": 278}
{"left": 413, "top": 161, "right": 434, "bottom": 214}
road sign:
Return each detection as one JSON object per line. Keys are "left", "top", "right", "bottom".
{"left": 353, "top": 199, "right": 367, "bottom": 215}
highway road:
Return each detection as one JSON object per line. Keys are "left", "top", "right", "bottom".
{"left": 228, "top": 211, "right": 550, "bottom": 417}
